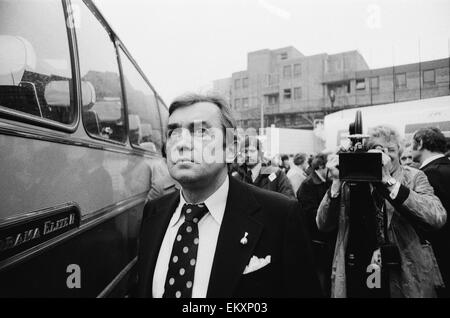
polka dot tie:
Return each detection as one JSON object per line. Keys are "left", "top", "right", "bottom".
{"left": 162, "top": 203, "right": 209, "bottom": 298}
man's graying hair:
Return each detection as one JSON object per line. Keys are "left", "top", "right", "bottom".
{"left": 169, "top": 93, "right": 237, "bottom": 131}
{"left": 366, "top": 125, "right": 402, "bottom": 153}
{"left": 168, "top": 93, "right": 237, "bottom": 150}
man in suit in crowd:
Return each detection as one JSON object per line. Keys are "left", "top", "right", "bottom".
{"left": 412, "top": 127, "right": 450, "bottom": 297}
{"left": 296, "top": 153, "right": 336, "bottom": 297}
{"left": 233, "top": 137, "right": 296, "bottom": 200}
{"left": 136, "top": 94, "right": 321, "bottom": 298}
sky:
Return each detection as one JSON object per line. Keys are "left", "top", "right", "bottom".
{"left": 93, "top": 0, "right": 450, "bottom": 105}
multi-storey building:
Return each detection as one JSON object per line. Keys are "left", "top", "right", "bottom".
{"left": 213, "top": 46, "right": 450, "bottom": 130}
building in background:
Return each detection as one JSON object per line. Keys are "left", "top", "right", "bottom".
{"left": 213, "top": 46, "right": 450, "bottom": 130}
{"left": 212, "top": 77, "right": 232, "bottom": 105}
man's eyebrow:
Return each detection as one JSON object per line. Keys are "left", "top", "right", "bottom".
{"left": 188, "top": 121, "right": 212, "bottom": 130}
{"left": 167, "top": 123, "right": 181, "bottom": 130}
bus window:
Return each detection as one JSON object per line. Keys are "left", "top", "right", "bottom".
{"left": 119, "top": 48, "right": 163, "bottom": 154}
{"left": 0, "top": 0, "right": 75, "bottom": 124}
{"left": 74, "top": 0, "right": 126, "bottom": 143}
{"left": 158, "top": 96, "right": 169, "bottom": 143}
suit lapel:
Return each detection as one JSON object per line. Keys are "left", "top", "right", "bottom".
{"left": 141, "top": 192, "right": 180, "bottom": 296}
{"left": 207, "top": 177, "right": 263, "bottom": 297}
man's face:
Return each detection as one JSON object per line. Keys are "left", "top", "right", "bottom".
{"left": 368, "top": 136, "right": 400, "bottom": 173}
{"left": 166, "top": 102, "right": 226, "bottom": 187}
{"left": 400, "top": 146, "right": 414, "bottom": 167}
{"left": 244, "top": 144, "right": 260, "bottom": 169}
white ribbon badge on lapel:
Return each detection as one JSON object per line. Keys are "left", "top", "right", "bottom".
{"left": 243, "top": 255, "right": 271, "bottom": 275}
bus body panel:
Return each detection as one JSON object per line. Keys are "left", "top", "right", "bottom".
{"left": 0, "top": 130, "right": 153, "bottom": 220}
{"left": 0, "top": 200, "right": 144, "bottom": 297}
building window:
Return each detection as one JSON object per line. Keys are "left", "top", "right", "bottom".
{"left": 356, "top": 79, "right": 366, "bottom": 90}
{"left": 283, "top": 89, "right": 291, "bottom": 100}
{"left": 370, "top": 76, "right": 379, "bottom": 89}
{"left": 266, "top": 94, "right": 279, "bottom": 105}
{"left": 395, "top": 73, "right": 407, "bottom": 88}
{"left": 294, "top": 87, "right": 302, "bottom": 99}
{"left": 423, "top": 70, "right": 435, "bottom": 84}
{"left": 280, "top": 52, "right": 288, "bottom": 60}
{"left": 234, "top": 98, "right": 241, "bottom": 108}
{"left": 234, "top": 79, "right": 241, "bottom": 89}
{"left": 242, "top": 77, "right": 249, "bottom": 88}
{"left": 283, "top": 65, "right": 292, "bottom": 79}
{"left": 242, "top": 98, "right": 249, "bottom": 108}
{"left": 294, "top": 64, "right": 302, "bottom": 77}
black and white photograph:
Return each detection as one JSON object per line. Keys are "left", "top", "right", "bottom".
{"left": 0, "top": 0, "right": 450, "bottom": 303}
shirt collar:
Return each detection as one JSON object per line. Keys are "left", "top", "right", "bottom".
{"left": 250, "top": 162, "right": 262, "bottom": 182}
{"left": 315, "top": 170, "right": 326, "bottom": 183}
{"left": 170, "top": 175, "right": 229, "bottom": 228}
{"left": 203, "top": 175, "right": 229, "bottom": 225}
{"left": 420, "top": 154, "right": 445, "bottom": 169}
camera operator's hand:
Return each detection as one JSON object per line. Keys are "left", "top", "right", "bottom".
{"left": 326, "top": 154, "right": 341, "bottom": 197}
{"left": 326, "top": 154, "right": 340, "bottom": 180}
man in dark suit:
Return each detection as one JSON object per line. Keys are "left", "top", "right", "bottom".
{"left": 136, "top": 94, "right": 321, "bottom": 298}
{"left": 233, "top": 137, "right": 296, "bottom": 200}
{"left": 296, "top": 153, "right": 336, "bottom": 297}
{"left": 412, "top": 127, "right": 450, "bottom": 297}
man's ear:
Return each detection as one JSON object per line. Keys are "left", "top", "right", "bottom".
{"left": 417, "top": 139, "right": 424, "bottom": 151}
{"left": 225, "top": 141, "right": 237, "bottom": 163}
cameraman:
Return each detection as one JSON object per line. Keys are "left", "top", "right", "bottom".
{"left": 316, "top": 125, "right": 446, "bottom": 298}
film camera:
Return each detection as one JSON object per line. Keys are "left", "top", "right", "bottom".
{"left": 338, "top": 111, "right": 382, "bottom": 182}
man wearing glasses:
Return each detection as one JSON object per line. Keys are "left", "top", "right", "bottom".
{"left": 136, "top": 94, "right": 321, "bottom": 298}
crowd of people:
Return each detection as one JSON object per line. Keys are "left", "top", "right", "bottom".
{"left": 231, "top": 124, "right": 450, "bottom": 298}
{"left": 139, "top": 93, "right": 450, "bottom": 298}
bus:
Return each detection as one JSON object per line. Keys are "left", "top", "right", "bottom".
{"left": 0, "top": 0, "right": 173, "bottom": 297}
{"left": 323, "top": 95, "right": 450, "bottom": 151}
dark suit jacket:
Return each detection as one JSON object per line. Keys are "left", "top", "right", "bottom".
{"left": 421, "top": 156, "right": 450, "bottom": 289}
{"left": 296, "top": 172, "right": 333, "bottom": 244}
{"left": 136, "top": 175, "right": 321, "bottom": 298}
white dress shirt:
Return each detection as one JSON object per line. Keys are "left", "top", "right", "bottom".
{"left": 152, "top": 175, "right": 229, "bottom": 298}
{"left": 420, "top": 154, "right": 445, "bottom": 169}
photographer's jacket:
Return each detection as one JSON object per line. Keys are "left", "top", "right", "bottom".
{"left": 316, "top": 166, "right": 446, "bottom": 298}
